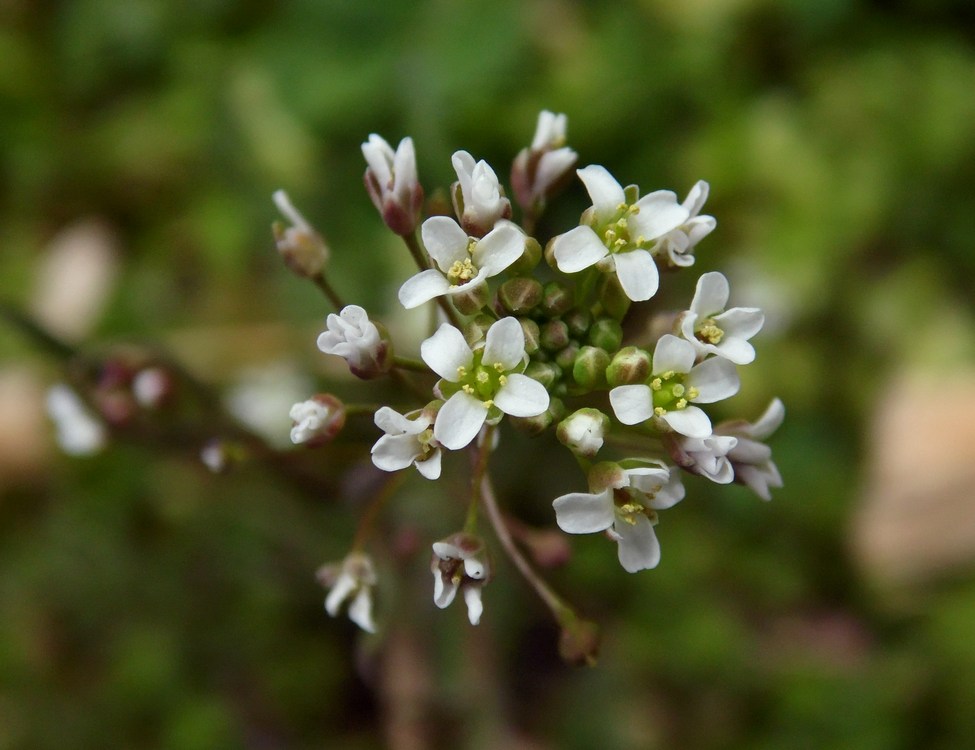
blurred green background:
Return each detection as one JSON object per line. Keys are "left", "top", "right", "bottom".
{"left": 2, "top": 0, "right": 975, "bottom": 747}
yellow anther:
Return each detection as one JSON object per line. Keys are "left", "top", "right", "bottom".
{"left": 604, "top": 229, "right": 617, "bottom": 243}
{"left": 462, "top": 384, "right": 474, "bottom": 395}
{"left": 628, "top": 204, "right": 641, "bottom": 215}
{"left": 493, "top": 362, "right": 505, "bottom": 372}
{"left": 675, "top": 398, "right": 687, "bottom": 410}
{"left": 482, "top": 399, "right": 493, "bottom": 408}
{"left": 447, "top": 258, "right": 477, "bottom": 284}
{"left": 616, "top": 203, "right": 628, "bottom": 212}
{"left": 697, "top": 321, "right": 724, "bottom": 344}
{"left": 615, "top": 218, "right": 627, "bottom": 229}
{"left": 466, "top": 238, "right": 477, "bottom": 254}
{"left": 654, "top": 406, "right": 666, "bottom": 417}
{"left": 687, "top": 387, "right": 700, "bottom": 400}
{"left": 635, "top": 235, "right": 645, "bottom": 245}
{"left": 457, "top": 366, "right": 467, "bottom": 378}
{"left": 650, "top": 378, "right": 663, "bottom": 391}
{"left": 614, "top": 238, "right": 627, "bottom": 249}
{"left": 660, "top": 370, "right": 676, "bottom": 380}
{"left": 498, "top": 375, "right": 507, "bottom": 386}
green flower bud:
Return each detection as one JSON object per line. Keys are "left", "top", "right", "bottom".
{"left": 606, "top": 346, "right": 652, "bottom": 387}
{"left": 519, "top": 318, "right": 541, "bottom": 355}
{"left": 509, "top": 397, "right": 565, "bottom": 437}
{"left": 588, "top": 318, "right": 623, "bottom": 352}
{"left": 571, "top": 345, "right": 609, "bottom": 390}
{"left": 564, "top": 309, "right": 592, "bottom": 339}
{"left": 508, "top": 236, "right": 542, "bottom": 275}
{"left": 524, "top": 360, "right": 562, "bottom": 390}
{"left": 451, "top": 281, "right": 490, "bottom": 315}
{"left": 599, "top": 274, "right": 631, "bottom": 321}
{"left": 541, "top": 281, "right": 574, "bottom": 317}
{"left": 497, "top": 277, "right": 543, "bottom": 315}
{"left": 555, "top": 342, "right": 581, "bottom": 371}
{"left": 540, "top": 319, "right": 570, "bottom": 352}
{"left": 463, "top": 314, "right": 495, "bottom": 347}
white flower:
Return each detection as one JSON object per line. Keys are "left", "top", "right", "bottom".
{"left": 553, "top": 461, "right": 685, "bottom": 572}
{"left": 420, "top": 317, "right": 550, "bottom": 450}
{"left": 272, "top": 190, "right": 328, "bottom": 277}
{"left": 370, "top": 406, "right": 442, "bottom": 480}
{"left": 715, "top": 398, "right": 785, "bottom": 501}
{"left": 398, "top": 217, "right": 523, "bottom": 310}
{"left": 670, "top": 434, "right": 738, "bottom": 484}
{"left": 289, "top": 394, "right": 345, "bottom": 445}
{"left": 680, "top": 272, "right": 764, "bottom": 365}
{"left": 512, "top": 110, "right": 578, "bottom": 212}
{"left": 362, "top": 134, "right": 423, "bottom": 235}
{"left": 431, "top": 533, "right": 490, "bottom": 625}
{"left": 652, "top": 181, "right": 716, "bottom": 268}
{"left": 451, "top": 150, "right": 512, "bottom": 235}
{"left": 319, "top": 553, "right": 378, "bottom": 633}
{"left": 556, "top": 408, "right": 610, "bottom": 458}
{"left": 46, "top": 384, "right": 106, "bottom": 456}
{"left": 131, "top": 367, "right": 170, "bottom": 409}
{"left": 316, "top": 305, "right": 390, "bottom": 378}
{"left": 552, "top": 165, "right": 691, "bottom": 301}
{"left": 609, "top": 334, "right": 739, "bottom": 438}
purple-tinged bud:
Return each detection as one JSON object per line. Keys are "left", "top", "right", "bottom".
{"left": 511, "top": 111, "right": 578, "bottom": 215}
{"left": 289, "top": 393, "right": 346, "bottom": 447}
{"left": 451, "top": 151, "right": 512, "bottom": 238}
{"left": 497, "top": 277, "right": 543, "bottom": 315}
{"left": 557, "top": 408, "right": 610, "bottom": 458}
{"left": 540, "top": 319, "right": 570, "bottom": 352}
{"left": 508, "top": 236, "right": 542, "bottom": 275}
{"left": 362, "top": 134, "right": 424, "bottom": 236}
{"left": 272, "top": 190, "right": 329, "bottom": 277}
{"left": 519, "top": 318, "right": 541, "bottom": 355}
{"left": 317, "top": 305, "right": 392, "bottom": 380}
{"left": 451, "top": 280, "right": 490, "bottom": 316}
{"left": 564, "top": 308, "right": 592, "bottom": 339}
{"left": 540, "top": 281, "right": 574, "bottom": 317}
{"left": 606, "top": 346, "right": 652, "bottom": 387}
{"left": 571, "top": 346, "right": 609, "bottom": 390}
{"left": 588, "top": 318, "right": 623, "bottom": 352}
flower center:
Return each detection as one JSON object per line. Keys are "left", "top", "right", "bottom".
{"left": 416, "top": 427, "right": 436, "bottom": 460}
{"left": 612, "top": 488, "right": 660, "bottom": 525}
{"left": 446, "top": 239, "right": 480, "bottom": 286}
{"left": 456, "top": 353, "right": 509, "bottom": 407}
{"left": 597, "top": 203, "right": 646, "bottom": 255}
{"left": 695, "top": 318, "right": 724, "bottom": 345}
{"left": 649, "top": 370, "right": 699, "bottom": 416}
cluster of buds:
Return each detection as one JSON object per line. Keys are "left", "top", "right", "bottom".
{"left": 271, "top": 111, "right": 783, "bottom": 658}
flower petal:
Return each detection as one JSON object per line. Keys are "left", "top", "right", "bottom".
{"left": 609, "top": 384, "right": 654, "bottom": 425}
{"left": 433, "top": 570, "right": 458, "bottom": 609}
{"left": 464, "top": 587, "right": 483, "bottom": 626}
{"left": 398, "top": 269, "right": 452, "bottom": 309}
{"left": 414, "top": 449, "right": 442, "bottom": 480}
{"left": 690, "top": 272, "right": 729, "bottom": 316}
{"left": 434, "top": 392, "right": 488, "bottom": 450}
{"left": 714, "top": 337, "right": 756, "bottom": 365}
{"left": 371, "top": 434, "right": 420, "bottom": 472}
{"left": 614, "top": 515, "right": 661, "bottom": 572}
{"left": 714, "top": 307, "right": 765, "bottom": 341}
{"left": 374, "top": 406, "right": 422, "bottom": 435}
{"left": 420, "top": 216, "right": 469, "bottom": 271}
{"left": 614, "top": 248, "right": 659, "bottom": 301}
{"left": 749, "top": 398, "right": 786, "bottom": 440}
{"left": 652, "top": 335, "right": 695, "bottom": 375}
{"left": 348, "top": 588, "right": 376, "bottom": 633}
{"left": 553, "top": 490, "right": 615, "bottom": 533}
{"left": 420, "top": 324, "right": 473, "bottom": 381}
{"left": 553, "top": 226, "right": 608, "bottom": 273}
{"left": 577, "top": 165, "right": 625, "bottom": 219}
{"left": 324, "top": 572, "right": 355, "bottom": 617}
{"left": 482, "top": 317, "right": 526, "bottom": 371}
{"left": 473, "top": 222, "right": 523, "bottom": 276}
{"left": 686, "top": 357, "right": 740, "bottom": 403}
{"left": 661, "top": 405, "right": 712, "bottom": 438}
{"left": 631, "top": 190, "right": 688, "bottom": 239}
{"left": 494, "top": 373, "right": 550, "bottom": 417}
{"left": 683, "top": 180, "right": 710, "bottom": 215}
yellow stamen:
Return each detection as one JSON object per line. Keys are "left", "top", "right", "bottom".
{"left": 650, "top": 378, "right": 663, "bottom": 391}
{"left": 654, "top": 406, "right": 666, "bottom": 417}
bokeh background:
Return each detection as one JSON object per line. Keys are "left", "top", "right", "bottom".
{"left": 2, "top": 0, "right": 975, "bottom": 747}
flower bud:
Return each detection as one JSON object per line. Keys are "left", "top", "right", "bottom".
{"left": 272, "top": 190, "right": 329, "bottom": 277}
{"left": 564, "top": 309, "right": 592, "bottom": 339}
{"left": 507, "top": 236, "right": 542, "bottom": 275}
{"left": 131, "top": 366, "right": 174, "bottom": 410}
{"left": 317, "top": 305, "right": 392, "bottom": 379}
{"left": 289, "top": 393, "right": 346, "bottom": 446}
{"left": 362, "top": 135, "right": 423, "bottom": 236}
{"left": 497, "top": 277, "right": 543, "bottom": 315}
{"left": 519, "top": 317, "right": 541, "bottom": 355}
{"left": 555, "top": 342, "right": 581, "bottom": 371}
{"left": 509, "top": 396, "right": 567, "bottom": 437}
{"left": 558, "top": 616, "right": 600, "bottom": 667}
{"left": 540, "top": 319, "right": 570, "bottom": 352}
{"left": 511, "top": 111, "right": 578, "bottom": 215}
{"left": 587, "top": 318, "right": 623, "bottom": 352}
{"left": 587, "top": 461, "right": 626, "bottom": 493}
{"left": 451, "top": 280, "right": 490, "bottom": 315}
{"left": 451, "top": 151, "right": 511, "bottom": 237}
{"left": 571, "top": 346, "right": 610, "bottom": 390}
{"left": 432, "top": 532, "right": 492, "bottom": 625}
{"left": 540, "top": 281, "right": 574, "bottom": 317}
{"left": 463, "top": 314, "right": 494, "bottom": 347}
{"left": 524, "top": 360, "right": 562, "bottom": 390}
{"left": 599, "top": 273, "right": 631, "bottom": 321}
{"left": 557, "top": 408, "right": 610, "bottom": 458}
{"left": 606, "top": 346, "right": 652, "bottom": 387}
{"left": 46, "top": 384, "right": 107, "bottom": 456}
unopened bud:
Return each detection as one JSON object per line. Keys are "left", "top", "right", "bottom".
{"left": 557, "top": 408, "right": 610, "bottom": 458}
{"left": 132, "top": 366, "right": 174, "bottom": 409}
{"left": 571, "top": 346, "right": 610, "bottom": 390}
{"left": 587, "top": 461, "right": 626, "bottom": 493}
{"left": 558, "top": 616, "right": 600, "bottom": 667}
{"left": 272, "top": 190, "right": 329, "bottom": 277}
{"left": 606, "top": 346, "right": 652, "bottom": 386}
{"left": 555, "top": 342, "right": 581, "bottom": 371}
{"left": 362, "top": 135, "right": 424, "bottom": 236}
{"left": 541, "top": 281, "right": 574, "bottom": 317}
{"left": 509, "top": 397, "right": 566, "bottom": 437}
{"left": 588, "top": 318, "right": 623, "bottom": 352}
{"left": 508, "top": 236, "right": 542, "bottom": 275}
{"left": 464, "top": 314, "right": 495, "bottom": 347}
{"left": 317, "top": 305, "right": 393, "bottom": 380}
{"left": 451, "top": 281, "right": 490, "bottom": 315}
{"left": 540, "top": 319, "right": 570, "bottom": 352}
{"left": 519, "top": 318, "right": 541, "bottom": 355}
{"left": 497, "top": 277, "right": 543, "bottom": 315}
{"left": 524, "top": 361, "right": 562, "bottom": 390}
{"left": 564, "top": 309, "right": 592, "bottom": 339}
{"left": 289, "top": 394, "right": 346, "bottom": 446}
{"left": 599, "top": 273, "right": 630, "bottom": 320}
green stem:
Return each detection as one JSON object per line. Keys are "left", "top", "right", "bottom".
{"left": 464, "top": 425, "right": 494, "bottom": 533}
{"left": 312, "top": 273, "right": 346, "bottom": 310}
{"left": 0, "top": 300, "right": 78, "bottom": 363}
{"left": 392, "top": 354, "right": 430, "bottom": 373}
{"left": 351, "top": 472, "right": 406, "bottom": 551}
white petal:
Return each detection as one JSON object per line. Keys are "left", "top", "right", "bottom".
{"left": 371, "top": 434, "right": 420, "bottom": 472}
{"left": 615, "top": 515, "right": 661, "bottom": 572}
{"left": 683, "top": 180, "right": 710, "bottom": 216}
{"left": 451, "top": 150, "right": 476, "bottom": 195}
{"left": 609, "top": 384, "right": 654, "bottom": 425}
{"left": 494, "top": 373, "right": 549, "bottom": 417}
{"left": 434, "top": 392, "right": 488, "bottom": 450}
{"left": 650, "top": 471, "right": 686, "bottom": 510}
{"left": 553, "top": 226, "right": 608, "bottom": 273}
{"left": 690, "top": 272, "right": 729, "bottom": 316}
{"left": 464, "top": 587, "right": 483, "bottom": 626}
{"left": 348, "top": 588, "right": 376, "bottom": 633}
{"left": 714, "top": 337, "right": 756, "bottom": 365}
{"left": 661, "top": 406, "right": 712, "bottom": 438}
{"left": 414, "top": 449, "right": 442, "bottom": 480}
{"left": 749, "top": 398, "right": 786, "bottom": 440}
{"left": 420, "top": 324, "right": 473, "bottom": 381}
{"left": 420, "top": 216, "right": 469, "bottom": 271}
{"left": 686, "top": 215, "right": 716, "bottom": 246}
{"left": 577, "top": 165, "right": 625, "bottom": 219}
{"left": 652, "top": 335, "right": 695, "bottom": 375}
{"left": 324, "top": 573, "right": 355, "bottom": 617}
{"left": 482, "top": 317, "right": 526, "bottom": 371}
{"left": 374, "top": 406, "right": 422, "bottom": 435}
{"left": 623, "top": 466, "right": 670, "bottom": 495}
{"left": 631, "top": 190, "right": 688, "bottom": 239}
{"left": 553, "top": 490, "right": 615, "bottom": 533}
{"left": 714, "top": 307, "right": 765, "bottom": 341}
{"left": 361, "top": 134, "right": 394, "bottom": 185}
{"left": 398, "top": 269, "right": 452, "bottom": 309}
{"left": 433, "top": 570, "right": 458, "bottom": 609}
{"left": 614, "top": 249, "right": 659, "bottom": 301}
{"left": 473, "top": 222, "right": 523, "bottom": 276}
{"left": 392, "top": 137, "right": 417, "bottom": 188}
{"left": 686, "top": 357, "right": 740, "bottom": 403}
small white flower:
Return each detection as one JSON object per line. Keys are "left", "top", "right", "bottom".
{"left": 370, "top": 406, "right": 442, "bottom": 480}
{"left": 652, "top": 181, "right": 716, "bottom": 268}
{"left": 272, "top": 190, "right": 328, "bottom": 277}
{"left": 362, "top": 134, "right": 423, "bottom": 235}
{"left": 670, "top": 434, "right": 738, "bottom": 484}
{"left": 715, "top": 398, "right": 785, "bottom": 501}
{"left": 553, "top": 461, "right": 685, "bottom": 572}
{"left": 421, "top": 317, "right": 550, "bottom": 450}
{"left": 398, "top": 218, "right": 523, "bottom": 310}
{"left": 512, "top": 110, "right": 578, "bottom": 212}
{"left": 319, "top": 552, "right": 379, "bottom": 633}
{"left": 552, "top": 165, "right": 692, "bottom": 301}
{"left": 556, "top": 408, "right": 610, "bottom": 458}
{"left": 431, "top": 533, "right": 490, "bottom": 625}
{"left": 680, "top": 272, "right": 764, "bottom": 365}
{"left": 46, "top": 384, "right": 106, "bottom": 456}
{"left": 609, "top": 334, "right": 740, "bottom": 438}
{"left": 289, "top": 394, "right": 345, "bottom": 445}
{"left": 451, "top": 150, "right": 512, "bottom": 236}
{"left": 316, "top": 305, "right": 390, "bottom": 379}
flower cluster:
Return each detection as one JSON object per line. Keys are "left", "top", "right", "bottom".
{"left": 272, "top": 111, "right": 783, "bottom": 656}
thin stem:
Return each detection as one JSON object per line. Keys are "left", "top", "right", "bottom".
{"left": 0, "top": 300, "right": 78, "bottom": 363}
{"left": 312, "top": 273, "right": 347, "bottom": 310}
{"left": 351, "top": 471, "right": 406, "bottom": 551}
{"left": 464, "top": 425, "right": 494, "bottom": 533}
{"left": 392, "top": 354, "right": 430, "bottom": 373}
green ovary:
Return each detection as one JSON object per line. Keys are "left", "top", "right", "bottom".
{"left": 649, "top": 371, "right": 698, "bottom": 415}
